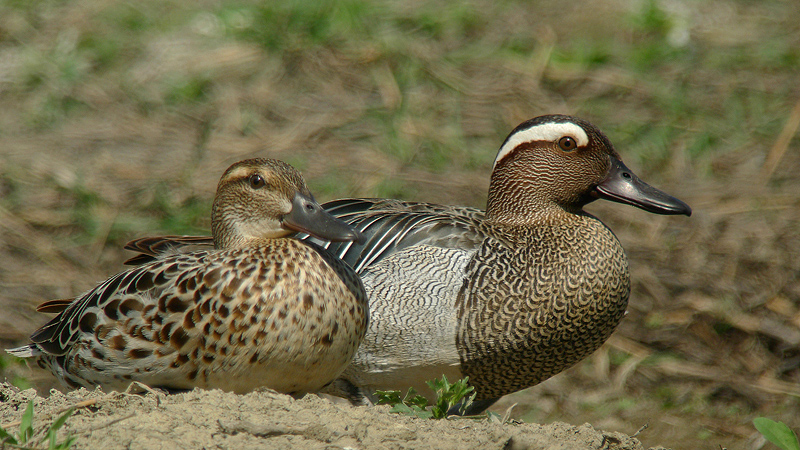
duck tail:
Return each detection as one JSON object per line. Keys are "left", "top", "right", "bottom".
{"left": 6, "top": 344, "right": 40, "bottom": 359}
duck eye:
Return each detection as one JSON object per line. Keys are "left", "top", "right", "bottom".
{"left": 248, "top": 174, "right": 266, "bottom": 189}
{"left": 558, "top": 136, "right": 577, "bottom": 152}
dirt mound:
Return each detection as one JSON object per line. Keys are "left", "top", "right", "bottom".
{"left": 0, "top": 383, "right": 662, "bottom": 450}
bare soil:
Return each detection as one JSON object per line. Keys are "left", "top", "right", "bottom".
{"left": 1, "top": 383, "right": 659, "bottom": 450}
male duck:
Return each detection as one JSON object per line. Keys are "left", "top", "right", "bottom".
{"left": 78, "top": 115, "right": 692, "bottom": 413}
{"left": 314, "top": 115, "right": 691, "bottom": 412}
{"left": 8, "top": 158, "right": 368, "bottom": 396}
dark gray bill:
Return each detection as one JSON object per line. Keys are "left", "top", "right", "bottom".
{"left": 593, "top": 156, "right": 692, "bottom": 216}
{"left": 283, "top": 192, "right": 366, "bottom": 242}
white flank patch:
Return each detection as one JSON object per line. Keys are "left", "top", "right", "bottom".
{"left": 493, "top": 121, "right": 589, "bottom": 169}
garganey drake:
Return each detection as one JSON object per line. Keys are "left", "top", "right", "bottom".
{"left": 300, "top": 115, "right": 691, "bottom": 413}
{"left": 7, "top": 158, "right": 368, "bottom": 396}
{"left": 74, "top": 115, "right": 692, "bottom": 413}
{"left": 311, "top": 115, "right": 691, "bottom": 412}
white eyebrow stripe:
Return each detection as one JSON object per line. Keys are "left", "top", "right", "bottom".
{"left": 223, "top": 166, "right": 254, "bottom": 180}
{"left": 493, "top": 122, "right": 589, "bottom": 169}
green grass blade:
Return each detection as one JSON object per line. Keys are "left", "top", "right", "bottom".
{"left": 57, "top": 435, "right": 78, "bottom": 450}
{"left": 46, "top": 408, "right": 75, "bottom": 449}
{"left": 0, "top": 425, "right": 19, "bottom": 445}
{"left": 49, "top": 407, "right": 75, "bottom": 433}
{"left": 754, "top": 417, "right": 800, "bottom": 450}
{"left": 19, "top": 400, "right": 35, "bottom": 444}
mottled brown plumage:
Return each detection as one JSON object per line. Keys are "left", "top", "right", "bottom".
{"left": 8, "top": 158, "right": 368, "bottom": 396}
{"left": 454, "top": 216, "right": 629, "bottom": 399}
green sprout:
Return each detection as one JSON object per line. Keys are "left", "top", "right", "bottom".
{"left": 754, "top": 418, "right": 800, "bottom": 450}
{"left": 376, "top": 375, "right": 476, "bottom": 419}
{"left": 0, "top": 401, "right": 77, "bottom": 450}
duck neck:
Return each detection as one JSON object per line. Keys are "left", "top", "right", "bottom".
{"left": 485, "top": 183, "right": 581, "bottom": 228}
{"left": 211, "top": 202, "right": 247, "bottom": 249}
{"left": 212, "top": 221, "right": 238, "bottom": 249}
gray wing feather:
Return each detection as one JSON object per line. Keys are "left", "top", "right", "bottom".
{"left": 304, "top": 198, "right": 487, "bottom": 273}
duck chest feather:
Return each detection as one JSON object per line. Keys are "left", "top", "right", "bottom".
{"left": 456, "top": 215, "right": 630, "bottom": 400}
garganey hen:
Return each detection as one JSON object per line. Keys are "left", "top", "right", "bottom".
{"left": 8, "top": 158, "right": 368, "bottom": 396}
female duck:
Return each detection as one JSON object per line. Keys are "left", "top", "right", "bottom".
{"left": 8, "top": 158, "right": 368, "bottom": 396}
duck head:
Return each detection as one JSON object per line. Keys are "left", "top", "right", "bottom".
{"left": 211, "top": 158, "right": 363, "bottom": 249}
{"left": 486, "top": 115, "right": 691, "bottom": 225}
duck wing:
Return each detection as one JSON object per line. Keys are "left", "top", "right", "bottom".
{"left": 304, "top": 198, "right": 488, "bottom": 273}
{"left": 28, "top": 251, "right": 212, "bottom": 355}
{"left": 123, "top": 235, "right": 215, "bottom": 265}
{"left": 27, "top": 238, "right": 216, "bottom": 318}
{"left": 35, "top": 298, "right": 76, "bottom": 314}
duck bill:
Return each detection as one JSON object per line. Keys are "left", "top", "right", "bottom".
{"left": 593, "top": 157, "right": 692, "bottom": 216}
{"left": 283, "top": 192, "right": 366, "bottom": 242}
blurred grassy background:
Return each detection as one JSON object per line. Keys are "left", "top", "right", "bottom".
{"left": 1, "top": 0, "right": 799, "bottom": 448}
